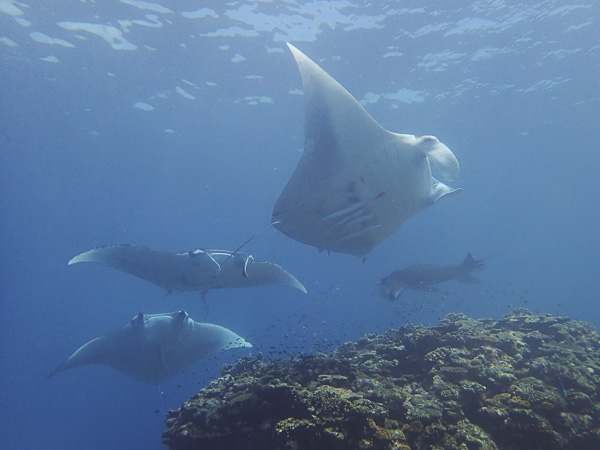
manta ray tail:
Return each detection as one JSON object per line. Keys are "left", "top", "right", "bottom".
{"left": 463, "top": 253, "right": 485, "bottom": 271}
{"left": 221, "top": 221, "right": 281, "bottom": 266}
{"left": 201, "top": 291, "right": 209, "bottom": 314}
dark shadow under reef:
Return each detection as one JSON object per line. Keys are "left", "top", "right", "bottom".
{"left": 163, "top": 309, "right": 600, "bottom": 449}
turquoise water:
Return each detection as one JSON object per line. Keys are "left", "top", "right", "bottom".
{"left": 1, "top": 1, "right": 599, "bottom": 448}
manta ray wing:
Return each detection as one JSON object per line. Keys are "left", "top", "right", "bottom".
{"left": 68, "top": 245, "right": 220, "bottom": 293}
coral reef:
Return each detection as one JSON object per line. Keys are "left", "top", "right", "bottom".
{"left": 163, "top": 309, "right": 600, "bottom": 449}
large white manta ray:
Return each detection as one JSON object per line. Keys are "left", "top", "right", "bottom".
{"left": 272, "top": 44, "right": 462, "bottom": 258}
{"left": 47, "top": 311, "right": 251, "bottom": 384}
{"left": 68, "top": 244, "right": 307, "bottom": 296}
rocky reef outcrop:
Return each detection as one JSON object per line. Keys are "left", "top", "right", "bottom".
{"left": 163, "top": 309, "right": 600, "bottom": 449}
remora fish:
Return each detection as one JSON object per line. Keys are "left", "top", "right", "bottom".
{"left": 379, "top": 253, "right": 484, "bottom": 300}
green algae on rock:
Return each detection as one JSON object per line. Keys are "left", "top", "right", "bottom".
{"left": 163, "top": 309, "right": 600, "bottom": 449}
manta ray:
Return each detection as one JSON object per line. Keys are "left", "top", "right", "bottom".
{"left": 68, "top": 245, "right": 307, "bottom": 299}
{"left": 273, "top": 44, "right": 462, "bottom": 258}
{"left": 379, "top": 253, "right": 485, "bottom": 300}
{"left": 47, "top": 311, "right": 251, "bottom": 384}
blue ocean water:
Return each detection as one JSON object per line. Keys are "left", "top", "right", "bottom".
{"left": 1, "top": 1, "right": 599, "bottom": 448}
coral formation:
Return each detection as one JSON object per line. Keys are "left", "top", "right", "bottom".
{"left": 163, "top": 309, "right": 600, "bottom": 449}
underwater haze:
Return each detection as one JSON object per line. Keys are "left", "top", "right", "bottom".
{"left": 1, "top": 1, "right": 599, "bottom": 448}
